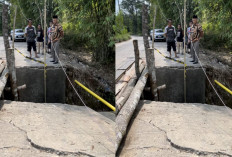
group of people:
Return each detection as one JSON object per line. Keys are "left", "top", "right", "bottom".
{"left": 164, "top": 15, "right": 204, "bottom": 64}
{"left": 24, "top": 15, "right": 64, "bottom": 64}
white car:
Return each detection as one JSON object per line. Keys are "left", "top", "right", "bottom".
{"left": 10, "top": 29, "right": 26, "bottom": 41}
{"left": 150, "top": 29, "right": 166, "bottom": 41}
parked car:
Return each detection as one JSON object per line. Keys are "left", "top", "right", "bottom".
{"left": 150, "top": 29, "right": 166, "bottom": 42}
{"left": 10, "top": 29, "right": 26, "bottom": 41}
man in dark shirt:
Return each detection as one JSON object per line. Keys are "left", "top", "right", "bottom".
{"left": 164, "top": 19, "right": 178, "bottom": 58}
{"left": 25, "top": 19, "right": 39, "bottom": 58}
{"left": 36, "top": 24, "right": 44, "bottom": 54}
{"left": 176, "top": 24, "right": 184, "bottom": 55}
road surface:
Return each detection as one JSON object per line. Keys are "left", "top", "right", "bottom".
{"left": 0, "top": 37, "right": 59, "bottom": 68}
{"left": 118, "top": 100, "right": 232, "bottom": 157}
{"left": 116, "top": 36, "right": 200, "bottom": 69}
{"left": 0, "top": 101, "right": 115, "bottom": 156}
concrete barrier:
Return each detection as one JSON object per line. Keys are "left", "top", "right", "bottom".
{"left": 156, "top": 66, "right": 205, "bottom": 103}
{"left": 16, "top": 66, "right": 66, "bottom": 103}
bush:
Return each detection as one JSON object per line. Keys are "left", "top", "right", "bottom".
{"left": 114, "top": 33, "right": 131, "bottom": 43}
{"left": 60, "top": 24, "right": 88, "bottom": 51}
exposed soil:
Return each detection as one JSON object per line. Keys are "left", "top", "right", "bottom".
{"left": 199, "top": 47, "right": 232, "bottom": 107}
{"left": 59, "top": 46, "right": 115, "bottom": 111}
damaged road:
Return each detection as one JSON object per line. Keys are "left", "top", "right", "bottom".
{"left": 0, "top": 101, "right": 115, "bottom": 157}
{"left": 118, "top": 100, "right": 232, "bottom": 157}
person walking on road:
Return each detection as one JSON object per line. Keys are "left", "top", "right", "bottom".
{"left": 50, "top": 15, "right": 64, "bottom": 64}
{"left": 25, "top": 19, "right": 38, "bottom": 58}
{"left": 164, "top": 19, "right": 178, "bottom": 58}
{"left": 176, "top": 24, "right": 184, "bottom": 55}
{"left": 190, "top": 15, "right": 204, "bottom": 64}
{"left": 36, "top": 24, "right": 44, "bottom": 55}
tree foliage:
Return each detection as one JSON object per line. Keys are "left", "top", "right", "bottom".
{"left": 120, "top": 0, "right": 232, "bottom": 51}
{"left": 120, "top": 0, "right": 143, "bottom": 35}
{"left": 114, "top": 10, "right": 130, "bottom": 42}
{"left": 3, "top": 0, "right": 115, "bottom": 64}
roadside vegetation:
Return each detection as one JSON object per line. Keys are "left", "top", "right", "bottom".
{"left": 114, "top": 11, "right": 131, "bottom": 43}
{"left": 2, "top": 0, "right": 115, "bottom": 64}
{"left": 119, "top": 0, "right": 232, "bottom": 54}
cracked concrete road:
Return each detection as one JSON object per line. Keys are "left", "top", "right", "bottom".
{"left": 118, "top": 100, "right": 232, "bottom": 157}
{"left": 0, "top": 101, "right": 115, "bottom": 157}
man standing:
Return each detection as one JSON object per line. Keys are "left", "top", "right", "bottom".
{"left": 187, "top": 21, "right": 193, "bottom": 55}
{"left": 36, "top": 24, "right": 44, "bottom": 54}
{"left": 25, "top": 19, "right": 38, "bottom": 58}
{"left": 176, "top": 24, "right": 184, "bottom": 55}
{"left": 50, "top": 15, "right": 64, "bottom": 64}
{"left": 190, "top": 15, "right": 204, "bottom": 64}
{"left": 47, "top": 21, "right": 53, "bottom": 54}
{"left": 164, "top": 19, "right": 178, "bottom": 58}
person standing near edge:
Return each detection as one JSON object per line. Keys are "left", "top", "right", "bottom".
{"left": 190, "top": 15, "right": 204, "bottom": 64}
{"left": 176, "top": 24, "right": 184, "bottom": 55}
{"left": 187, "top": 21, "right": 193, "bottom": 55}
{"left": 50, "top": 15, "right": 64, "bottom": 64}
{"left": 36, "top": 24, "right": 44, "bottom": 55}
{"left": 25, "top": 19, "right": 39, "bottom": 58}
{"left": 47, "top": 21, "right": 53, "bottom": 55}
{"left": 164, "top": 19, "right": 178, "bottom": 58}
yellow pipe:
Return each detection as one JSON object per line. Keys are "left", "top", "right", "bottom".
{"left": 215, "top": 80, "right": 232, "bottom": 95}
{"left": 74, "top": 80, "right": 116, "bottom": 111}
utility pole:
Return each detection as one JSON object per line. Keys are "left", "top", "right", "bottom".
{"left": 44, "top": 0, "right": 47, "bottom": 103}
{"left": 152, "top": 5, "right": 157, "bottom": 49}
{"left": 12, "top": 6, "right": 17, "bottom": 49}
{"left": 184, "top": 0, "right": 187, "bottom": 103}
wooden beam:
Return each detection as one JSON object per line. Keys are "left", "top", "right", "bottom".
{"left": 0, "top": 67, "right": 9, "bottom": 97}
{"left": 142, "top": 4, "right": 158, "bottom": 100}
{"left": 7, "top": 48, "right": 18, "bottom": 100}
{"left": 116, "top": 63, "right": 145, "bottom": 114}
{"left": 2, "top": 3, "right": 10, "bottom": 56}
{"left": 152, "top": 5, "right": 157, "bottom": 49}
{"left": 133, "top": 40, "right": 140, "bottom": 80}
{"left": 116, "top": 67, "right": 148, "bottom": 151}
{"left": 12, "top": 6, "right": 17, "bottom": 49}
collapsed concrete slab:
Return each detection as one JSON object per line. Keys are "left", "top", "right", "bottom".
{"left": 119, "top": 100, "right": 232, "bottom": 157}
{"left": 0, "top": 101, "right": 115, "bottom": 157}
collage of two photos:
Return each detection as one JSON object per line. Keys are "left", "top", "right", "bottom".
{"left": 0, "top": 0, "right": 115, "bottom": 156}
{"left": 0, "top": 0, "right": 232, "bottom": 156}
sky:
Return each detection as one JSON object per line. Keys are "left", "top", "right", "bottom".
{"left": 115, "top": 0, "right": 121, "bottom": 14}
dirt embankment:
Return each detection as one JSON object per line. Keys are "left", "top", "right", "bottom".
{"left": 59, "top": 47, "right": 115, "bottom": 111}
{"left": 199, "top": 48, "right": 232, "bottom": 107}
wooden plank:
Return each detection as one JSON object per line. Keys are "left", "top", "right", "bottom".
{"left": 116, "top": 63, "right": 145, "bottom": 112}
{"left": 116, "top": 60, "right": 144, "bottom": 97}
{"left": 0, "top": 61, "right": 6, "bottom": 75}
{"left": 118, "top": 59, "right": 134, "bottom": 70}
{"left": 0, "top": 67, "right": 9, "bottom": 96}
{"left": 116, "top": 70, "right": 125, "bottom": 82}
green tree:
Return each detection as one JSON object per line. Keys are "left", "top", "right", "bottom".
{"left": 7, "top": 0, "right": 114, "bottom": 64}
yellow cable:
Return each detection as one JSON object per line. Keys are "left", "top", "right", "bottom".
{"left": 215, "top": 80, "right": 232, "bottom": 95}
{"left": 74, "top": 80, "right": 116, "bottom": 111}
